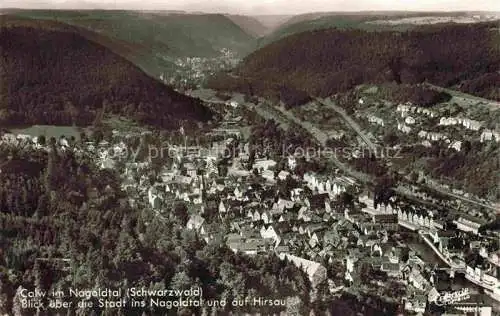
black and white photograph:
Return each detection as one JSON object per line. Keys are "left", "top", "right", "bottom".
{"left": 0, "top": 0, "right": 499, "bottom": 315}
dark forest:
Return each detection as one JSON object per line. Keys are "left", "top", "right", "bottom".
{"left": 208, "top": 22, "right": 500, "bottom": 105}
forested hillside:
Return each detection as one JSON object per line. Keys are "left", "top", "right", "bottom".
{"left": 0, "top": 17, "right": 212, "bottom": 128}
{"left": 259, "top": 11, "right": 493, "bottom": 47}
{"left": 209, "top": 22, "right": 500, "bottom": 103}
{"left": 9, "top": 10, "right": 258, "bottom": 78}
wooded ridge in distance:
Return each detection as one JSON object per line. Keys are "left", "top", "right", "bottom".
{"left": 6, "top": 10, "right": 260, "bottom": 79}
{"left": 209, "top": 22, "right": 500, "bottom": 106}
{"left": 0, "top": 16, "right": 213, "bottom": 129}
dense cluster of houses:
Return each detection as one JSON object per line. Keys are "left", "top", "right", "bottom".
{"left": 398, "top": 103, "right": 498, "bottom": 147}
{"left": 106, "top": 124, "right": 358, "bottom": 291}
{"left": 2, "top": 96, "right": 499, "bottom": 314}
{"left": 343, "top": 191, "right": 500, "bottom": 313}
{"left": 208, "top": 171, "right": 353, "bottom": 267}
{"left": 357, "top": 98, "right": 497, "bottom": 228}
{"left": 161, "top": 47, "right": 239, "bottom": 88}
{"left": 363, "top": 102, "right": 499, "bottom": 152}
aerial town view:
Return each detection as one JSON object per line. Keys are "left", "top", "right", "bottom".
{"left": 0, "top": 0, "right": 499, "bottom": 315}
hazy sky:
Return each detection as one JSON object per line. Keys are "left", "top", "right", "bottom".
{"left": 2, "top": 0, "right": 500, "bottom": 15}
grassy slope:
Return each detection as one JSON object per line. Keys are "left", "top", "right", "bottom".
{"left": 11, "top": 10, "right": 257, "bottom": 77}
